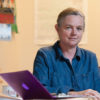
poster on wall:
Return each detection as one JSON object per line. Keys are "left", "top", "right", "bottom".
{"left": 34, "top": 0, "right": 88, "bottom": 45}
{"left": 0, "top": 0, "right": 18, "bottom": 34}
{"left": 0, "top": 24, "right": 11, "bottom": 40}
{"left": 0, "top": 0, "right": 14, "bottom": 24}
{"left": 0, "top": 0, "right": 18, "bottom": 40}
{"left": 0, "top": 0, "right": 15, "bottom": 8}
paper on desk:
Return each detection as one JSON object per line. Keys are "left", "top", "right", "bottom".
{"left": 56, "top": 93, "right": 94, "bottom": 100}
{"left": 0, "top": 93, "right": 22, "bottom": 100}
{"left": 0, "top": 24, "right": 12, "bottom": 41}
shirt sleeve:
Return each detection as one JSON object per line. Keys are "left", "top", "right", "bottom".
{"left": 93, "top": 54, "right": 100, "bottom": 93}
{"left": 33, "top": 49, "right": 73, "bottom": 94}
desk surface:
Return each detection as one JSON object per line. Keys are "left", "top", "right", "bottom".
{"left": 0, "top": 97, "right": 94, "bottom": 100}
{"left": 0, "top": 93, "right": 21, "bottom": 100}
{"left": 0, "top": 93, "right": 94, "bottom": 100}
{"left": 0, "top": 97, "right": 21, "bottom": 100}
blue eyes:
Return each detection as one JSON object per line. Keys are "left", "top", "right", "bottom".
{"left": 66, "top": 26, "right": 83, "bottom": 31}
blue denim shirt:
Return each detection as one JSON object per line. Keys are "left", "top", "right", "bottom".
{"left": 33, "top": 41, "right": 100, "bottom": 94}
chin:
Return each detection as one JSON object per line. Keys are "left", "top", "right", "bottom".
{"left": 69, "top": 43, "right": 78, "bottom": 47}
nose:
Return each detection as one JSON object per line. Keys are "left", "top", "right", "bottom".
{"left": 71, "top": 28, "right": 77, "bottom": 35}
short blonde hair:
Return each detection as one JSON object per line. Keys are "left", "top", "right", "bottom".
{"left": 57, "top": 8, "right": 85, "bottom": 28}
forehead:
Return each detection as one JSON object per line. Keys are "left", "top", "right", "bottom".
{"left": 61, "top": 15, "right": 84, "bottom": 26}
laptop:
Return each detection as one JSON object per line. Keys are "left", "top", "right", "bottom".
{"left": 0, "top": 70, "right": 60, "bottom": 99}
{"left": 0, "top": 70, "right": 93, "bottom": 100}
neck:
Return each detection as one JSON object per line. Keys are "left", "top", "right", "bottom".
{"left": 59, "top": 42, "right": 77, "bottom": 63}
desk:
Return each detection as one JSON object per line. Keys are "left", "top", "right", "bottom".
{"left": 0, "top": 97, "right": 21, "bottom": 100}
{"left": 0, "top": 97, "right": 94, "bottom": 100}
{"left": 0, "top": 93, "right": 21, "bottom": 100}
{"left": 0, "top": 93, "right": 94, "bottom": 100}
{"left": 0, "top": 97, "right": 20, "bottom": 100}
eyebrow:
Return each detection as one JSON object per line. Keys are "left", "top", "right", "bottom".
{"left": 64, "top": 24, "right": 84, "bottom": 27}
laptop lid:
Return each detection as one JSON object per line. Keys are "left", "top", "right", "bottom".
{"left": 0, "top": 70, "right": 54, "bottom": 99}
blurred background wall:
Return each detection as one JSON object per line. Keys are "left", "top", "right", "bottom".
{"left": 0, "top": 0, "right": 100, "bottom": 74}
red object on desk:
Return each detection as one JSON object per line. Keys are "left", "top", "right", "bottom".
{"left": 0, "top": 13, "right": 14, "bottom": 24}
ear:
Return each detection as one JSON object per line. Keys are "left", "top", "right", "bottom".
{"left": 55, "top": 24, "right": 60, "bottom": 39}
{"left": 55, "top": 24, "right": 59, "bottom": 33}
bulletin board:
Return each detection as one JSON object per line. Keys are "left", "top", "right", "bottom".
{"left": 34, "top": 0, "right": 88, "bottom": 45}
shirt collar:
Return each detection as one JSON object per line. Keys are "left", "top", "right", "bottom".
{"left": 75, "top": 47, "right": 81, "bottom": 61}
{"left": 53, "top": 41, "right": 63, "bottom": 59}
{"left": 53, "top": 41, "right": 81, "bottom": 61}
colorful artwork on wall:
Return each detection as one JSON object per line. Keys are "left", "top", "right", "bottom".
{"left": 0, "top": 0, "right": 18, "bottom": 40}
{"left": 0, "top": 24, "right": 11, "bottom": 40}
{"left": 0, "top": 0, "right": 18, "bottom": 33}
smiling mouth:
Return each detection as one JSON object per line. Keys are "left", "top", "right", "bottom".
{"left": 69, "top": 38, "right": 77, "bottom": 40}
